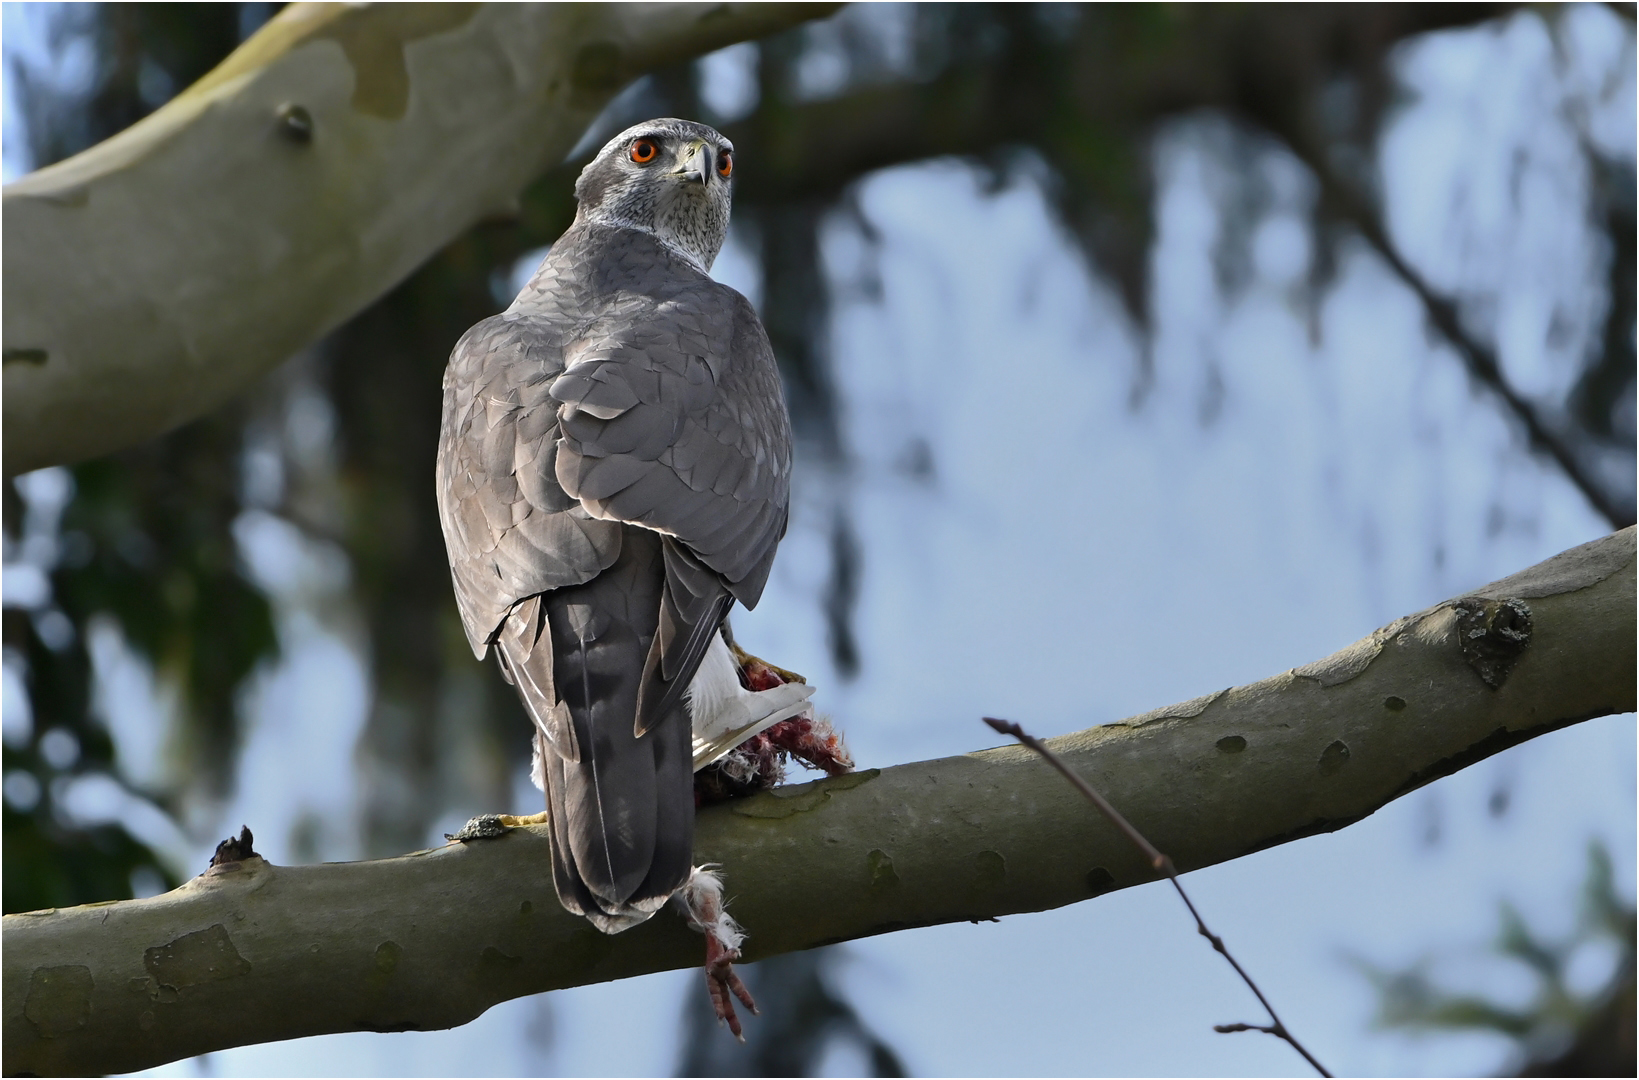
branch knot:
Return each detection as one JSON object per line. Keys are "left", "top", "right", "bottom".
{"left": 1452, "top": 596, "right": 1533, "bottom": 688}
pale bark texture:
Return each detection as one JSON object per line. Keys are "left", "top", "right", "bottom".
{"left": 1, "top": 1, "right": 838, "bottom": 476}
{"left": 4, "top": 528, "right": 1632, "bottom": 1076}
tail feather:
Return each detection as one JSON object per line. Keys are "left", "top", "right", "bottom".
{"left": 500, "top": 626, "right": 578, "bottom": 763}
{"left": 501, "top": 525, "right": 703, "bottom": 928}
{"left": 537, "top": 727, "right": 601, "bottom": 919}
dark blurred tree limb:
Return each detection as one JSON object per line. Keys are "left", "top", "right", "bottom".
{"left": 5, "top": 528, "right": 1632, "bottom": 1077}
{"left": 1272, "top": 126, "right": 1637, "bottom": 531}
{"left": 725, "top": 7, "right": 1512, "bottom": 245}
{"left": 1, "top": 1, "right": 840, "bottom": 477}
{"left": 729, "top": 4, "right": 1637, "bottom": 530}
{"left": 1181, "top": 1, "right": 1634, "bottom": 530}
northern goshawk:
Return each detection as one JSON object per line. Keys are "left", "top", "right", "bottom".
{"left": 437, "top": 118, "right": 832, "bottom": 1035}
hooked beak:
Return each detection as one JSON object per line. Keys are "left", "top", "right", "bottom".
{"left": 675, "top": 141, "right": 711, "bottom": 185}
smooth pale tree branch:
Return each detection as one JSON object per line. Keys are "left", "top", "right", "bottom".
{"left": 0, "top": 2, "right": 839, "bottom": 476}
{"left": 4, "top": 528, "right": 1633, "bottom": 1076}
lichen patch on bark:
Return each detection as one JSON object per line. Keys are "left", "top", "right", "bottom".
{"left": 867, "top": 849, "right": 900, "bottom": 889}
{"left": 143, "top": 924, "right": 251, "bottom": 991}
{"left": 729, "top": 768, "right": 878, "bottom": 818}
{"left": 24, "top": 965, "right": 93, "bottom": 1038}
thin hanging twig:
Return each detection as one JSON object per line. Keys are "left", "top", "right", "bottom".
{"left": 983, "top": 716, "right": 1333, "bottom": 1078}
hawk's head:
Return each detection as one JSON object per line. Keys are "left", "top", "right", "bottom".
{"left": 575, "top": 118, "right": 734, "bottom": 272}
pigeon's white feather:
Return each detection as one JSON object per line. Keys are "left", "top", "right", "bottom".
{"left": 686, "top": 631, "right": 814, "bottom": 770}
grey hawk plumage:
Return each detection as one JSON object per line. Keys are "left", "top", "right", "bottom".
{"left": 436, "top": 119, "right": 802, "bottom": 934}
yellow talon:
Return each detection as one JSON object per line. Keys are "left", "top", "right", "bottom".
{"left": 494, "top": 812, "right": 551, "bottom": 828}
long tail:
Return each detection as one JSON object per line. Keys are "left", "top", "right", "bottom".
{"left": 498, "top": 526, "right": 698, "bottom": 931}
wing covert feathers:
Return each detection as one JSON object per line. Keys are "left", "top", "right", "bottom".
{"left": 544, "top": 231, "right": 791, "bottom": 611}
{"left": 438, "top": 314, "right": 623, "bottom": 659}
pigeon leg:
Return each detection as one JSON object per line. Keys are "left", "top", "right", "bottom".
{"left": 445, "top": 811, "right": 551, "bottom": 842}
{"left": 675, "top": 865, "right": 758, "bottom": 1040}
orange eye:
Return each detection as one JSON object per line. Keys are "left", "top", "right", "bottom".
{"left": 629, "top": 138, "right": 658, "bottom": 164}
{"left": 716, "top": 150, "right": 733, "bottom": 179}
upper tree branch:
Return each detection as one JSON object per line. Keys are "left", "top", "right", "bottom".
{"left": 0, "top": 3, "right": 1512, "bottom": 478}
{"left": 724, "top": 6, "right": 1512, "bottom": 206}
{"left": 1, "top": 2, "right": 840, "bottom": 476}
{"left": 5, "top": 528, "right": 1632, "bottom": 1077}
{"left": 724, "top": 5, "right": 1635, "bottom": 528}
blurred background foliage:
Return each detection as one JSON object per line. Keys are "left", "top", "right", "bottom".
{"left": 1, "top": 3, "right": 1632, "bottom": 1075}
{"left": 1357, "top": 843, "right": 1636, "bottom": 1077}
